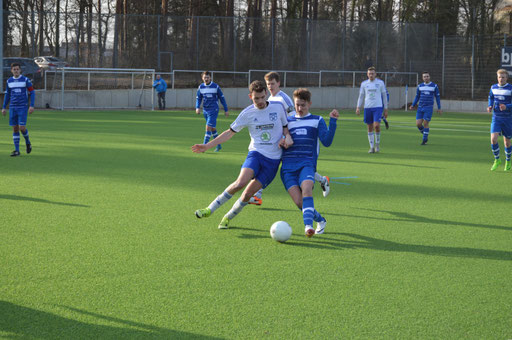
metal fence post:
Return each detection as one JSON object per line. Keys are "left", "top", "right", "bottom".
{"left": 157, "top": 15, "right": 161, "bottom": 70}
{"left": 471, "top": 34, "right": 475, "bottom": 100}
{"left": 61, "top": 69, "right": 65, "bottom": 110}
{"left": 375, "top": 21, "right": 379, "bottom": 69}
{"left": 442, "top": 35, "right": 445, "bottom": 97}
{"left": 404, "top": 23, "right": 407, "bottom": 72}
{"left": 196, "top": 16, "right": 199, "bottom": 69}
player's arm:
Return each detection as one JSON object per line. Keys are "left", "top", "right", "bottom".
{"left": 217, "top": 87, "right": 229, "bottom": 116}
{"left": 281, "top": 126, "right": 293, "bottom": 148}
{"left": 435, "top": 85, "right": 442, "bottom": 114}
{"left": 192, "top": 128, "right": 236, "bottom": 153}
{"left": 381, "top": 84, "right": 388, "bottom": 118}
{"left": 317, "top": 110, "right": 339, "bottom": 147}
{"left": 487, "top": 88, "right": 494, "bottom": 113}
{"left": 2, "top": 84, "right": 11, "bottom": 116}
{"left": 356, "top": 86, "right": 364, "bottom": 115}
{"left": 410, "top": 86, "right": 420, "bottom": 110}
{"left": 195, "top": 89, "right": 202, "bottom": 114}
{"left": 27, "top": 81, "right": 35, "bottom": 114}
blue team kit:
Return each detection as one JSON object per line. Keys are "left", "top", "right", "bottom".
{"left": 489, "top": 83, "right": 512, "bottom": 138}
{"left": 196, "top": 82, "right": 228, "bottom": 128}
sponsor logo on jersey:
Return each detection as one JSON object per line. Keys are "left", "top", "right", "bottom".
{"left": 256, "top": 124, "right": 274, "bottom": 130}
{"left": 260, "top": 132, "right": 271, "bottom": 142}
{"left": 293, "top": 128, "right": 308, "bottom": 136}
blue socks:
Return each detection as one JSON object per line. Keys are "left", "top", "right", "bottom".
{"left": 423, "top": 128, "right": 430, "bottom": 141}
{"left": 418, "top": 126, "right": 424, "bottom": 134}
{"left": 492, "top": 143, "right": 500, "bottom": 159}
{"left": 13, "top": 132, "right": 20, "bottom": 152}
{"left": 203, "top": 130, "right": 212, "bottom": 144}
{"left": 505, "top": 146, "right": 512, "bottom": 161}
{"left": 22, "top": 130, "right": 30, "bottom": 145}
{"left": 302, "top": 197, "right": 318, "bottom": 227}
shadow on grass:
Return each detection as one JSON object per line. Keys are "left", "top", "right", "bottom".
{"left": 232, "top": 226, "right": 512, "bottom": 261}
{"left": 344, "top": 207, "right": 512, "bottom": 232}
{"left": 0, "top": 194, "right": 89, "bottom": 208}
{"left": 321, "top": 157, "right": 443, "bottom": 169}
{"left": 0, "top": 301, "right": 221, "bottom": 339}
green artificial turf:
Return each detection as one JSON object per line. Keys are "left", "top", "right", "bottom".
{"left": 0, "top": 108, "right": 511, "bottom": 339}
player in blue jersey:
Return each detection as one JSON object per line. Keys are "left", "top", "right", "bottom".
{"left": 248, "top": 72, "right": 331, "bottom": 206}
{"left": 192, "top": 80, "right": 293, "bottom": 229}
{"left": 409, "top": 71, "right": 442, "bottom": 145}
{"left": 196, "top": 71, "right": 229, "bottom": 152}
{"left": 356, "top": 67, "right": 388, "bottom": 153}
{"left": 487, "top": 69, "right": 512, "bottom": 171}
{"left": 2, "top": 62, "right": 35, "bottom": 157}
{"left": 281, "top": 88, "right": 338, "bottom": 237}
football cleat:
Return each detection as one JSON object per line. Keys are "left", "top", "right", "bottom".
{"left": 305, "top": 225, "right": 315, "bottom": 238}
{"left": 368, "top": 147, "right": 375, "bottom": 154}
{"left": 375, "top": 144, "right": 380, "bottom": 153}
{"left": 218, "top": 216, "right": 230, "bottom": 229}
{"left": 320, "top": 176, "right": 330, "bottom": 198}
{"left": 315, "top": 219, "right": 326, "bottom": 234}
{"left": 195, "top": 208, "right": 211, "bottom": 219}
{"left": 383, "top": 118, "right": 389, "bottom": 129}
{"left": 505, "top": 160, "right": 511, "bottom": 171}
{"left": 421, "top": 139, "right": 428, "bottom": 145}
{"left": 26, "top": 143, "right": 32, "bottom": 154}
{"left": 248, "top": 196, "right": 262, "bottom": 205}
{"left": 491, "top": 159, "right": 502, "bottom": 171}
{"left": 214, "top": 145, "right": 222, "bottom": 152}
{"left": 10, "top": 150, "right": 20, "bottom": 157}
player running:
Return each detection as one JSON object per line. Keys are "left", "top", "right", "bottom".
{"left": 249, "top": 72, "right": 331, "bottom": 206}
{"left": 2, "top": 62, "right": 35, "bottom": 157}
{"left": 487, "top": 69, "right": 512, "bottom": 171}
{"left": 196, "top": 71, "right": 229, "bottom": 152}
{"left": 280, "top": 88, "right": 338, "bottom": 237}
{"left": 409, "top": 71, "right": 442, "bottom": 145}
{"left": 192, "top": 80, "right": 293, "bottom": 229}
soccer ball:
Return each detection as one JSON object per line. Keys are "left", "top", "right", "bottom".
{"left": 270, "top": 221, "right": 292, "bottom": 242}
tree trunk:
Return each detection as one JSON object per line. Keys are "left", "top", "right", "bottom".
{"left": 98, "top": 0, "right": 102, "bottom": 65}
{"left": 20, "top": 0, "right": 30, "bottom": 57}
{"left": 55, "top": 0, "right": 60, "bottom": 57}
{"left": 38, "top": 0, "right": 44, "bottom": 56}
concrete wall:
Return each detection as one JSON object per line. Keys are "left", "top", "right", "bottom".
{"left": 35, "top": 87, "right": 488, "bottom": 113}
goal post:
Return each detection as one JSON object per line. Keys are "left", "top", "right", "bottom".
{"left": 44, "top": 67, "right": 156, "bottom": 110}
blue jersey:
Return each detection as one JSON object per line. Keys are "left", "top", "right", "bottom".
{"left": 281, "top": 114, "right": 337, "bottom": 170}
{"left": 412, "top": 82, "right": 441, "bottom": 109}
{"left": 196, "top": 81, "right": 228, "bottom": 114}
{"left": 153, "top": 78, "right": 167, "bottom": 93}
{"left": 488, "top": 83, "right": 512, "bottom": 118}
{"left": 3, "top": 75, "right": 35, "bottom": 109}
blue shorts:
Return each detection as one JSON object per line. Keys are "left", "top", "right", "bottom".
{"left": 241, "top": 151, "right": 281, "bottom": 189}
{"left": 491, "top": 116, "right": 512, "bottom": 139}
{"left": 203, "top": 110, "right": 219, "bottom": 128}
{"left": 363, "top": 107, "right": 383, "bottom": 125}
{"left": 280, "top": 165, "right": 316, "bottom": 191}
{"left": 416, "top": 107, "right": 434, "bottom": 121}
{"left": 9, "top": 107, "right": 28, "bottom": 126}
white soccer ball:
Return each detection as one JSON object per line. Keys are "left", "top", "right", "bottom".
{"left": 270, "top": 221, "right": 292, "bottom": 242}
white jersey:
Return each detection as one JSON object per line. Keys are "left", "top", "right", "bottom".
{"left": 357, "top": 79, "right": 388, "bottom": 109}
{"left": 269, "top": 90, "right": 295, "bottom": 116}
{"left": 230, "top": 101, "right": 288, "bottom": 160}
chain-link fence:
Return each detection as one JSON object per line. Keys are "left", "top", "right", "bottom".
{"left": 3, "top": 10, "right": 508, "bottom": 100}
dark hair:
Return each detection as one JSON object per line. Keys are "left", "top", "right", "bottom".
{"left": 293, "top": 88, "right": 311, "bottom": 102}
{"left": 11, "top": 62, "right": 21, "bottom": 69}
{"left": 201, "top": 71, "right": 211, "bottom": 77}
{"left": 264, "top": 71, "right": 280, "bottom": 83}
{"left": 249, "top": 80, "right": 266, "bottom": 93}
{"left": 367, "top": 66, "right": 376, "bottom": 72}
{"left": 422, "top": 71, "right": 430, "bottom": 75}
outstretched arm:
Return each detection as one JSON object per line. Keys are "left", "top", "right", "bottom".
{"left": 192, "top": 129, "right": 235, "bottom": 153}
{"left": 318, "top": 110, "right": 339, "bottom": 147}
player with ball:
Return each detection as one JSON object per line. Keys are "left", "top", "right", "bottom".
{"left": 280, "top": 88, "right": 339, "bottom": 237}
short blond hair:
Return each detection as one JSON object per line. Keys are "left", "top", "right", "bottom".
{"left": 497, "top": 69, "right": 508, "bottom": 77}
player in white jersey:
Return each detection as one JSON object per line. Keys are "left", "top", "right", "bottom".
{"left": 192, "top": 80, "right": 293, "bottom": 229}
{"left": 356, "top": 67, "right": 388, "bottom": 153}
{"left": 248, "top": 72, "right": 331, "bottom": 206}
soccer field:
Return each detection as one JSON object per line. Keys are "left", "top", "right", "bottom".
{"left": 0, "top": 109, "right": 510, "bottom": 339}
